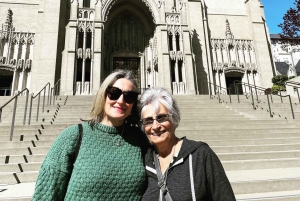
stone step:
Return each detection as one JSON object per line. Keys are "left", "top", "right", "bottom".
{"left": 0, "top": 182, "right": 35, "bottom": 200}
{"left": 176, "top": 128, "right": 300, "bottom": 134}
{"left": 0, "top": 171, "right": 38, "bottom": 184}
{"left": 0, "top": 141, "right": 52, "bottom": 148}
{"left": 236, "top": 190, "right": 300, "bottom": 201}
{"left": 218, "top": 151, "right": 300, "bottom": 161}
{"left": 211, "top": 144, "right": 300, "bottom": 153}
{"left": 223, "top": 158, "right": 300, "bottom": 171}
{"left": 0, "top": 147, "right": 50, "bottom": 155}
{"left": 205, "top": 138, "right": 300, "bottom": 146}
{"left": 227, "top": 168, "right": 300, "bottom": 195}
{"left": 177, "top": 123, "right": 299, "bottom": 130}
{"left": 1, "top": 93, "right": 300, "bottom": 200}
{"left": 183, "top": 133, "right": 300, "bottom": 140}
{"left": 0, "top": 163, "right": 41, "bottom": 173}
{"left": 0, "top": 155, "right": 46, "bottom": 164}
{"left": 0, "top": 124, "right": 73, "bottom": 131}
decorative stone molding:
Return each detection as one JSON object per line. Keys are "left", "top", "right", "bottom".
{"left": 9, "top": 59, "right": 16, "bottom": 65}
{"left": 76, "top": 81, "right": 81, "bottom": 95}
{"left": 84, "top": 82, "right": 90, "bottom": 95}
{"left": 158, "top": 0, "right": 165, "bottom": 8}
{"left": 79, "top": 8, "right": 95, "bottom": 20}
{"left": 166, "top": 13, "right": 180, "bottom": 24}
{"left": 102, "top": 0, "right": 157, "bottom": 23}
{"left": 246, "top": 63, "right": 257, "bottom": 72}
{"left": 170, "top": 50, "right": 176, "bottom": 60}
{"left": 153, "top": 56, "right": 158, "bottom": 66}
{"left": 86, "top": 48, "right": 91, "bottom": 59}
{"left": 1, "top": 9, "right": 13, "bottom": 40}
{"left": 12, "top": 32, "right": 35, "bottom": 45}
{"left": 0, "top": 65, "right": 15, "bottom": 71}
{"left": 147, "top": 61, "right": 151, "bottom": 73}
{"left": 78, "top": 20, "right": 94, "bottom": 32}
{"left": 0, "top": 57, "right": 5, "bottom": 64}
{"left": 172, "top": 82, "right": 178, "bottom": 94}
{"left": 25, "top": 59, "right": 31, "bottom": 70}
{"left": 78, "top": 48, "right": 83, "bottom": 59}
{"left": 179, "top": 82, "right": 185, "bottom": 94}
{"left": 17, "top": 59, "right": 24, "bottom": 70}
{"left": 211, "top": 20, "right": 258, "bottom": 74}
{"left": 177, "top": 51, "right": 183, "bottom": 60}
{"left": 224, "top": 67, "right": 245, "bottom": 74}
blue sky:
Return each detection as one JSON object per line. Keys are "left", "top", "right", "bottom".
{"left": 261, "top": 0, "right": 296, "bottom": 34}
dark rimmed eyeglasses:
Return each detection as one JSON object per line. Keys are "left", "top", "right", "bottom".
{"left": 141, "top": 114, "right": 172, "bottom": 126}
{"left": 106, "top": 86, "right": 138, "bottom": 104}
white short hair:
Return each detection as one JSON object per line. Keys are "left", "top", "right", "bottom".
{"left": 139, "top": 87, "right": 180, "bottom": 128}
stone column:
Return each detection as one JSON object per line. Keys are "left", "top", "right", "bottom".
{"left": 60, "top": 20, "right": 77, "bottom": 95}
{"left": 182, "top": 28, "right": 196, "bottom": 94}
{"left": 11, "top": 70, "right": 17, "bottom": 96}
{"left": 157, "top": 25, "right": 172, "bottom": 92}
{"left": 92, "top": 22, "right": 103, "bottom": 94}
{"left": 70, "top": 0, "right": 78, "bottom": 20}
{"left": 81, "top": 22, "right": 87, "bottom": 94}
{"left": 89, "top": 28, "right": 94, "bottom": 95}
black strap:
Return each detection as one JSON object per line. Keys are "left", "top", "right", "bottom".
{"left": 153, "top": 151, "right": 173, "bottom": 201}
{"left": 72, "top": 124, "right": 83, "bottom": 165}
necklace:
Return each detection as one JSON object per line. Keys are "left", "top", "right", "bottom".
{"left": 116, "top": 124, "right": 125, "bottom": 147}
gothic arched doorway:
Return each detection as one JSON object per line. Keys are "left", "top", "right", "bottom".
{"left": 0, "top": 69, "right": 13, "bottom": 96}
{"left": 225, "top": 71, "right": 243, "bottom": 94}
{"left": 103, "top": 0, "right": 155, "bottom": 92}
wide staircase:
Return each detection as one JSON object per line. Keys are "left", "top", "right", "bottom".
{"left": 0, "top": 94, "right": 300, "bottom": 200}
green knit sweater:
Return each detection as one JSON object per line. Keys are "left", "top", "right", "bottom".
{"left": 32, "top": 122, "right": 147, "bottom": 201}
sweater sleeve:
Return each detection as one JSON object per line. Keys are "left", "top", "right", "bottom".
{"left": 204, "top": 147, "right": 236, "bottom": 201}
{"left": 31, "top": 124, "right": 79, "bottom": 201}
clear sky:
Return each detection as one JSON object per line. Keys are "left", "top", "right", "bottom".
{"left": 261, "top": 0, "right": 296, "bottom": 34}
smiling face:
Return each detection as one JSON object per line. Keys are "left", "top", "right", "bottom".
{"left": 141, "top": 103, "right": 176, "bottom": 146}
{"left": 102, "top": 78, "right": 136, "bottom": 127}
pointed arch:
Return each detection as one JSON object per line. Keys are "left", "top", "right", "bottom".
{"left": 102, "top": 0, "right": 159, "bottom": 23}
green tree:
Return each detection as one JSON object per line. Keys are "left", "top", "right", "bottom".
{"left": 271, "top": 75, "right": 288, "bottom": 87}
{"left": 278, "top": 0, "right": 300, "bottom": 44}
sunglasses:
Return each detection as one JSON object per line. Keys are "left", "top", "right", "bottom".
{"left": 106, "top": 86, "right": 138, "bottom": 104}
{"left": 141, "top": 114, "right": 172, "bottom": 126}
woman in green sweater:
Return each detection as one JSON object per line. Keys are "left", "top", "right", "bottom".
{"left": 32, "top": 69, "right": 149, "bottom": 201}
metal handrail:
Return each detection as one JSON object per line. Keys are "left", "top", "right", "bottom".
{"left": 234, "top": 81, "right": 263, "bottom": 111}
{"left": 285, "top": 81, "right": 300, "bottom": 104}
{"left": 50, "top": 79, "right": 61, "bottom": 105}
{"left": 28, "top": 82, "right": 51, "bottom": 125}
{"left": 207, "top": 82, "right": 232, "bottom": 103}
{"left": 0, "top": 88, "right": 29, "bottom": 141}
{"left": 233, "top": 80, "right": 268, "bottom": 104}
{"left": 234, "top": 80, "right": 295, "bottom": 119}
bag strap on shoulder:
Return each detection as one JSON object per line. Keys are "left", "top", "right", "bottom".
{"left": 72, "top": 124, "right": 83, "bottom": 164}
{"left": 153, "top": 151, "right": 173, "bottom": 201}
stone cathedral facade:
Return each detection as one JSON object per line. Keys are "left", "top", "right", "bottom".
{"left": 0, "top": 0, "right": 274, "bottom": 96}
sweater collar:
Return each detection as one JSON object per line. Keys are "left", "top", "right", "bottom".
{"left": 94, "top": 123, "right": 124, "bottom": 134}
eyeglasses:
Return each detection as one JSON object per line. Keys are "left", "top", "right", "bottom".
{"left": 141, "top": 114, "right": 172, "bottom": 126}
{"left": 106, "top": 86, "right": 138, "bottom": 104}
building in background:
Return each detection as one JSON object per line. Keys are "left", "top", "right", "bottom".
{"left": 270, "top": 34, "right": 300, "bottom": 77}
{"left": 0, "top": 0, "right": 274, "bottom": 96}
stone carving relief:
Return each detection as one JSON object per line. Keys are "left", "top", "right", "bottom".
{"left": 1, "top": 8, "right": 13, "bottom": 40}
{"left": 166, "top": 13, "right": 180, "bottom": 24}
{"left": 25, "top": 59, "right": 31, "bottom": 70}
{"left": 79, "top": 9, "right": 95, "bottom": 20}
{"left": 1, "top": 9, "right": 35, "bottom": 69}
{"left": 211, "top": 20, "right": 258, "bottom": 73}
